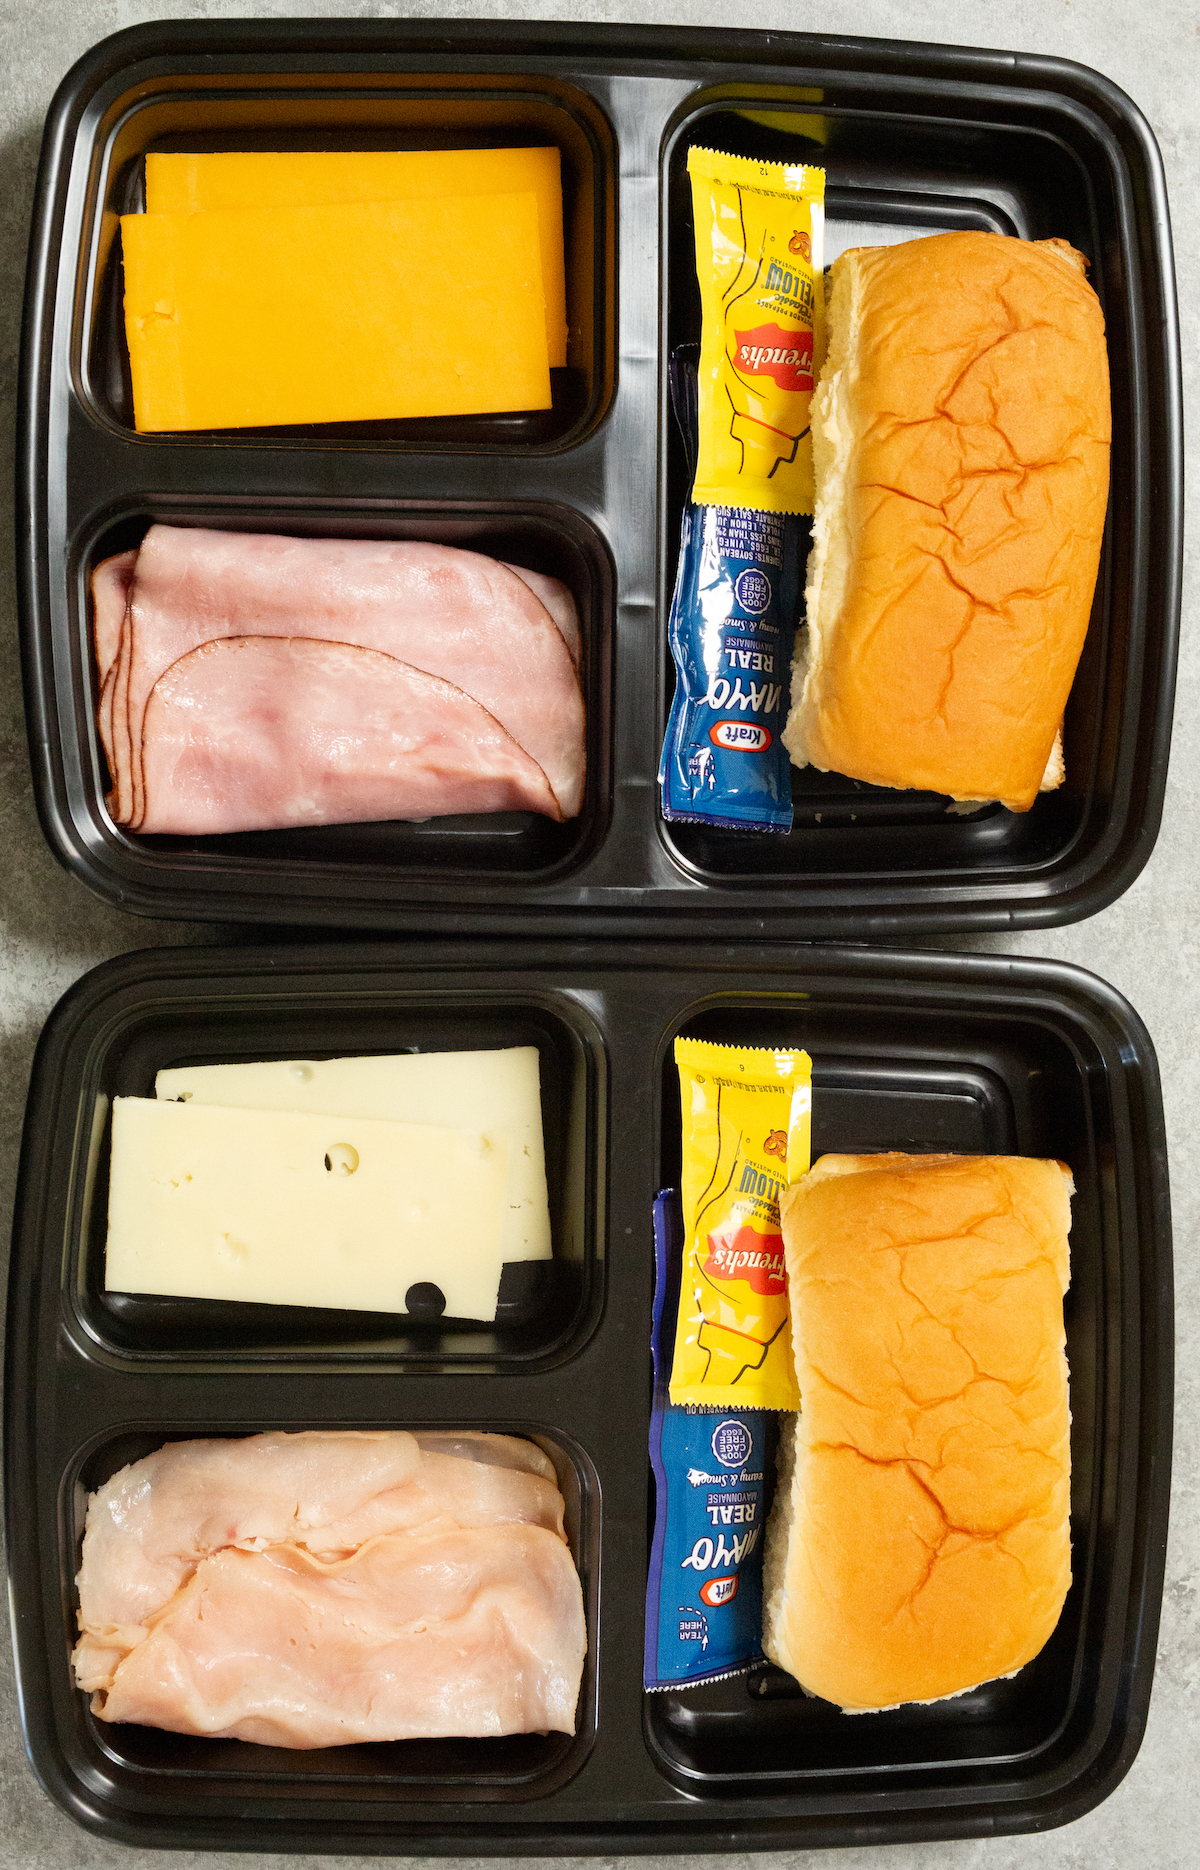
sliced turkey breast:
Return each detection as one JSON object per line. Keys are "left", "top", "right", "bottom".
{"left": 73, "top": 1429, "right": 567, "bottom": 1690}
{"left": 91, "top": 1523, "right": 586, "bottom": 1744}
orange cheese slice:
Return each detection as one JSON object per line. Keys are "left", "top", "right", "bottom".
{"left": 120, "top": 192, "right": 551, "bottom": 432}
{"left": 145, "top": 148, "right": 567, "bottom": 368}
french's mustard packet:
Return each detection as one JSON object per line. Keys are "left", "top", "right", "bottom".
{"left": 687, "top": 148, "right": 825, "bottom": 515}
{"left": 670, "top": 1038, "right": 812, "bottom": 1409}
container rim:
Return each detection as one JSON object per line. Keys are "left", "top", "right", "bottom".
{"left": 17, "top": 21, "right": 1181, "bottom": 937}
{"left": 6, "top": 935, "right": 1173, "bottom": 1849}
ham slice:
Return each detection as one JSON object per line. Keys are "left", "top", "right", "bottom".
{"left": 136, "top": 636, "right": 562, "bottom": 834}
{"left": 73, "top": 1431, "right": 585, "bottom": 1742}
{"left": 92, "top": 547, "right": 136, "bottom": 683}
{"left": 93, "top": 526, "right": 585, "bottom": 829}
{"left": 505, "top": 563, "right": 581, "bottom": 669}
{"left": 91, "top": 548, "right": 137, "bottom": 785}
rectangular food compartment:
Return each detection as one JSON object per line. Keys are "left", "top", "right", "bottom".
{"left": 74, "top": 500, "right": 612, "bottom": 881}
{"left": 7, "top": 939, "right": 1170, "bottom": 1850}
{"left": 659, "top": 95, "right": 1117, "bottom": 887}
{"left": 646, "top": 995, "right": 1103, "bottom": 1792}
{"left": 59, "top": 975, "right": 605, "bottom": 1370}
{"left": 80, "top": 74, "right": 614, "bottom": 450}
{"left": 57, "top": 1422, "right": 599, "bottom": 1803}
{"left": 21, "top": 22, "right": 1178, "bottom": 932}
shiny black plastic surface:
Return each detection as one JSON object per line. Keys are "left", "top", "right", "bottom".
{"left": 6, "top": 939, "right": 1172, "bottom": 1851}
{"left": 17, "top": 21, "right": 1181, "bottom": 934}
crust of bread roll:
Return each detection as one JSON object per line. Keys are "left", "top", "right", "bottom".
{"left": 763, "top": 1152, "right": 1072, "bottom": 1711}
{"left": 782, "top": 232, "right": 1110, "bottom": 812}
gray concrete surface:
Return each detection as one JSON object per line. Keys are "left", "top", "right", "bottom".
{"left": 1, "top": 0, "right": 1196, "bottom": 1864}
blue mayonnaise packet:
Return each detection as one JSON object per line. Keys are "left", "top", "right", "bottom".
{"left": 645, "top": 1188, "right": 770, "bottom": 1691}
{"left": 658, "top": 351, "right": 804, "bottom": 835}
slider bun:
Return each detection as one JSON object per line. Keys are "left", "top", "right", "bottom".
{"left": 764, "top": 1152, "right": 1072, "bottom": 1711}
{"left": 783, "top": 232, "right": 1110, "bottom": 811}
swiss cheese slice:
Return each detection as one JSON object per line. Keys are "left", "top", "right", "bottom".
{"left": 154, "top": 1047, "right": 552, "bottom": 1266}
{"left": 145, "top": 148, "right": 568, "bottom": 368}
{"left": 120, "top": 192, "right": 551, "bottom": 431}
{"left": 105, "top": 1098, "right": 509, "bottom": 1319}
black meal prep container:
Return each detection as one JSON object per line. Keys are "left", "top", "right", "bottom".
{"left": 5, "top": 939, "right": 1172, "bottom": 1852}
{"left": 16, "top": 20, "right": 1182, "bottom": 938}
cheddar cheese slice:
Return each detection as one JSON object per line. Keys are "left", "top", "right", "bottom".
{"left": 145, "top": 148, "right": 568, "bottom": 367}
{"left": 120, "top": 192, "right": 551, "bottom": 431}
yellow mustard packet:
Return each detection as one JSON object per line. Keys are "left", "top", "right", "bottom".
{"left": 687, "top": 147, "right": 825, "bottom": 515}
{"left": 670, "top": 1037, "right": 812, "bottom": 1409}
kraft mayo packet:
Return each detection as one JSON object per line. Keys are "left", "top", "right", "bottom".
{"left": 659, "top": 480, "right": 803, "bottom": 834}
{"left": 670, "top": 1038, "right": 811, "bottom": 1410}
{"left": 646, "top": 1188, "right": 770, "bottom": 1691}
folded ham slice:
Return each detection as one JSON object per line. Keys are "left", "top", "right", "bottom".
{"left": 92, "top": 547, "right": 136, "bottom": 684}
{"left": 136, "top": 636, "right": 562, "bottom": 834}
{"left": 91, "top": 547, "right": 137, "bottom": 787}
{"left": 505, "top": 563, "right": 581, "bottom": 669}
{"left": 74, "top": 1431, "right": 586, "bottom": 1743}
{"left": 93, "top": 525, "right": 585, "bottom": 831}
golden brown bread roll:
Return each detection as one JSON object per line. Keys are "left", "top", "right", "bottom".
{"left": 763, "top": 1152, "right": 1072, "bottom": 1711}
{"left": 783, "top": 232, "right": 1111, "bottom": 811}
